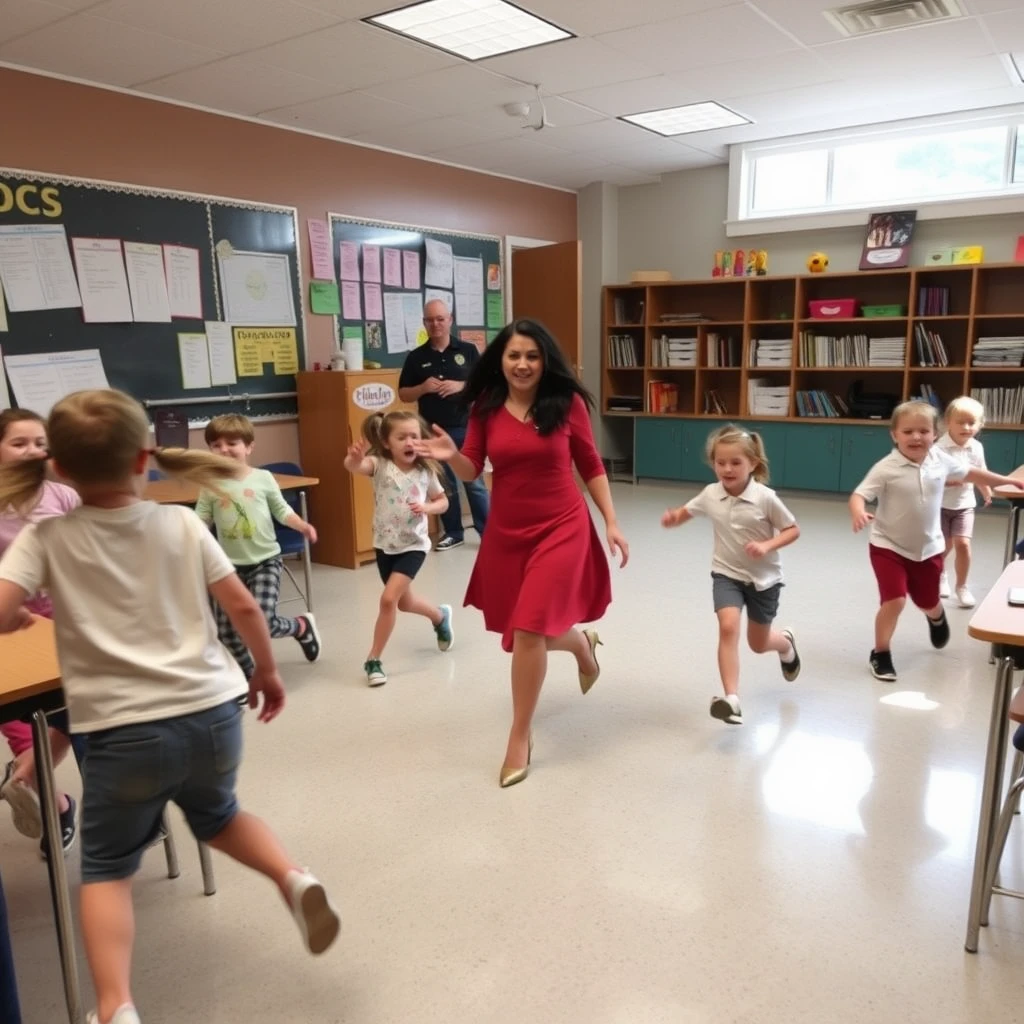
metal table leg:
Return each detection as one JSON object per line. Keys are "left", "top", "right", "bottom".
{"left": 299, "top": 490, "right": 314, "bottom": 614}
{"left": 31, "top": 709, "right": 82, "bottom": 1022}
{"left": 198, "top": 843, "right": 217, "bottom": 896}
{"left": 1004, "top": 504, "right": 1023, "bottom": 568}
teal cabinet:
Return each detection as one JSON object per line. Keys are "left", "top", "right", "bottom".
{"left": 987, "top": 431, "right": 1021, "bottom": 475}
{"left": 738, "top": 421, "right": 788, "bottom": 487}
{"left": 1016, "top": 431, "right": 1024, "bottom": 472}
{"left": 678, "top": 421, "right": 715, "bottom": 484}
{"left": 839, "top": 426, "right": 891, "bottom": 493}
{"left": 781, "top": 424, "right": 842, "bottom": 491}
{"left": 635, "top": 419, "right": 681, "bottom": 480}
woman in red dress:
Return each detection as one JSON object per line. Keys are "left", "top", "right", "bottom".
{"left": 416, "top": 319, "right": 629, "bottom": 787}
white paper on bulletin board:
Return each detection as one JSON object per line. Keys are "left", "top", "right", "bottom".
{"left": 217, "top": 250, "right": 296, "bottom": 326}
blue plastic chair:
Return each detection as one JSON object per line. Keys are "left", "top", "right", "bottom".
{"left": 259, "top": 461, "right": 310, "bottom": 611}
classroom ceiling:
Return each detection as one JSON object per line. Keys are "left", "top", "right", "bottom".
{"left": 3, "top": 0, "right": 1024, "bottom": 191}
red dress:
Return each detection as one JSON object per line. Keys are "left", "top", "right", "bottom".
{"left": 461, "top": 393, "right": 611, "bottom": 652}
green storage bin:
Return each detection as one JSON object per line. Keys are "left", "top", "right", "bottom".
{"left": 862, "top": 304, "right": 905, "bottom": 317}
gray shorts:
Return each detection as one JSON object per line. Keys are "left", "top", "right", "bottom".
{"left": 80, "top": 699, "right": 243, "bottom": 883}
{"left": 711, "top": 572, "right": 781, "bottom": 625}
{"left": 941, "top": 507, "right": 975, "bottom": 540}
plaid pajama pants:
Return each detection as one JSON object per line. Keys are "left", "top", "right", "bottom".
{"left": 214, "top": 557, "right": 299, "bottom": 679}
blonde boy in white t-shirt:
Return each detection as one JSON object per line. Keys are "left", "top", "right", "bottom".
{"left": 936, "top": 396, "right": 991, "bottom": 608}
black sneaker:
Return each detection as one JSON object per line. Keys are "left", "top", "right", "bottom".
{"left": 435, "top": 535, "right": 464, "bottom": 552}
{"left": 40, "top": 795, "right": 77, "bottom": 860}
{"left": 296, "top": 614, "right": 321, "bottom": 663}
{"left": 780, "top": 630, "right": 801, "bottom": 682}
{"left": 869, "top": 649, "right": 897, "bottom": 682}
{"left": 927, "top": 610, "right": 950, "bottom": 650}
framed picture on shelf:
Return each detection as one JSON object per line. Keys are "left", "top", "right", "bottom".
{"left": 859, "top": 210, "right": 916, "bottom": 270}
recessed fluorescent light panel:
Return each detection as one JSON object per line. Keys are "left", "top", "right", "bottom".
{"left": 621, "top": 101, "right": 751, "bottom": 137}
{"left": 366, "top": 0, "right": 572, "bottom": 61}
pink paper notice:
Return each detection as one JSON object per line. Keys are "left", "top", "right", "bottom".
{"left": 383, "top": 248, "right": 402, "bottom": 287}
{"left": 307, "top": 219, "right": 334, "bottom": 280}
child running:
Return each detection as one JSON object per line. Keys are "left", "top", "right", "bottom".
{"left": 0, "top": 389, "right": 340, "bottom": 1024}
{"left": 661, "top": 424, "right": 801, "bottom": 725}
{"left": 343, "top": 410, "right": 453, "bottom": 686}
{"left": 936, "top": 396, "right": 991, "bottom": 608}
{"left": 849, "top": 399, "right": 1023, "bottom": 682}
{"left": 196, "top": 414, "right": 321, "bottom": 678}
{"left": 0, "top": 408, "right": 82, "bottom": 855}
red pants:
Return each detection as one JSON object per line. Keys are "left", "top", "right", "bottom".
{"left": 869, "top": 544, "right": 942, "bottom": 608}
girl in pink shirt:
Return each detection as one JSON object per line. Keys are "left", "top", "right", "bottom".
{"left": 0, "top": 408, "right": 81, "bottom": 856}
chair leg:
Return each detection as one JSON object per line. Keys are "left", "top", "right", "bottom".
{"left": 982, "top": 774, "right": 1024, "bottom": 924}
{"left": 1012, "top": 750, "right": 1024, "bottom": 816}
{"left": 198, "top": 842, "right": 217, "bottom": 897}
{"left": 281, "top": 562, "right": 308, "bottom": 613}
{"left": 161, "top": 812, "right": 180, "bottom": 880}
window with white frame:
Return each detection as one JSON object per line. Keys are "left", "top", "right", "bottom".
{"left": 731, "top": 109, "right": 1024, "bottom": 227}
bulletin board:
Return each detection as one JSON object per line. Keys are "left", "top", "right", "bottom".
{"left": 0, "top": 168, "right": 305, "bottom": 424}
{"left": 328, "top": 214, "right": 504, "bottom": 370}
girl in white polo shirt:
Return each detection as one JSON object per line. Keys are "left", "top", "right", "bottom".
{"left": 662, "top": 424, "right": 801, "bottom": 725}
{"left": 849, "top": 399, "right": 1022, "bottom": 683}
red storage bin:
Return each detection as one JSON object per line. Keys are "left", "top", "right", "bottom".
{"left": 808, "top": 298, "right": 859, "bottom": 318}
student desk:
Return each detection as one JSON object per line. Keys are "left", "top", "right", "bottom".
{"left": 0, "top": 618, "right": 81, "bottom": 1022}
{"left": 993, "top": 464, "right": 1024, "bottom": 568}
{"left": 964, "top": 559, "right": 1024, "bottom": 953}
{"left": 143, "top": 473, "right": 320, "bottom": 612}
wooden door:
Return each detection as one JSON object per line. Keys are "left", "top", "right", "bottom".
{"left": 511, "top": 241, "right": 582, "bottom": 373}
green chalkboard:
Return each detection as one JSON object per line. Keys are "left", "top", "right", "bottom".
{"left": 328, "top": 214, "right": 504, "bottom": 370}
{"left": 0, "top": 168, "right": 305, "bottom": 424}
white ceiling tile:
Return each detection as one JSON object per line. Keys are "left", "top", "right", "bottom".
{"left": 138, "top": 57, "right": 337, "bottom": 114}
{"left": 599, "top": 166, "right": 661, "bottom": 186}
{"left": 349, "top": 115, "right": 522, "bottom": 154}
{"left": 563, "top": 75, "right": 704, "bottom": 117}
{"left": 597, "top": 5, "right": 797, "bottom": 72}
{"left": 87, "top": 0, "right": 339, "bottom": 53}
{"left": 0, "top": 0, "right": 78, "bottom": 44}
{"left": 454, "top": 95, "right": 602, "bottom": 140}
{"left": 480, "top": 37, "right": 651, "bottom": 95}
{"left": 0, "top": 13, "right": 223, "bottom": 86}
{"left": 811, "top": 19, "right": 995, "bottom": 76}
{"left": 364, "top": 64, "right": 536, "bottom": 116}
{"left": 534, "top": 117, "right": 659, "bottom": 152}
{"left": 261, "top": 90, "right": 425, "bottom": 136}
{"left": 584, "top": 138, "right": 719, "bottom": 172}
{"left": 980, "top": 9, "right": 1024, "bottom": 49}
{"left": 290, "top": 0, "right": 400, "bottom": 16}
{"left": 671, "top": 48, "right": 836, "bottom": 99}
{"left": 748, "top": 0, "right": 869, "bottom": 46}
{"left": 521, "top": 0, "right": 737, "bottom": 36}
{"left": 247, "top": 20, "right": 457, "bottom": 90}
{"left": 964, "top": 0, "right": 1023, "bottom": 12}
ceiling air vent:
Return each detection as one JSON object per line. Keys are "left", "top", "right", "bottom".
{"left": 824, "top": 0, "right": 964, "bottom": 37}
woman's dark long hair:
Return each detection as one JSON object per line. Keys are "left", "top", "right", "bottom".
{"left": 461, "top": 318, "right": 593, "bottom": 435}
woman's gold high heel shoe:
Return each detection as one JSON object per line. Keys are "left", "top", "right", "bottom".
{"left": 579, "top": 629, "right": 603, "bottom": 694}
{"left": 499, "top": 734, "right": 533, "bottom": 788}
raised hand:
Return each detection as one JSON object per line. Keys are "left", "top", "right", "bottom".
{"left": 413, "top": 424, "right": 458, "bottom": 461}
{"left": 346, "top": 437, "right": 370, "bottom": 462}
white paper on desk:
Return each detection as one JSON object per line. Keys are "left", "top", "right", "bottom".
{"left": 178, "top": 333, "right": 212, "bottom": 390}
{"left": 3, "top": 349, "right": 109, "bottom": 418}
{"left": 0, "top": 224, "right": 81, "bottom": 311}
{"left": 71, "top": 237, "right": 133, "bottom": 323}
{"left": 402, "top": 291, "right": 424, "bottom": 350}
{"left": 163, "top": 244, "right": 202, "bottom": 319}
{"left": 424, "top": 238, "right": 453, "bottom": 289}
{"left": 383, "top": 291, "right": 408, "bottom": 354}
{"left": 205, "top": 321, "right": 237, "bottom": 386}
{"left": 218, "top": 250, "right": 295, "bottom": 326}
{"left": 454, "top": 255, "right": 484, "bottom": 326}
{"left": 0, "top": 346, "right": 10, "bottom": 411}
{"left": 124, "top": 242, "right": 171, "bottom": 322}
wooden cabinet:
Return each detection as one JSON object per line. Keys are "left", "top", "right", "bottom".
{"left": 296, "top": 370, "right": 414, "bottom": 569}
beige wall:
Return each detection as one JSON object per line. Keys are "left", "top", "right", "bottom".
{"left": 1, "top": 68, "right": 578, "bottom": 463}
{"left": 616, "top": 165, "right": 1024, "bottom": 282}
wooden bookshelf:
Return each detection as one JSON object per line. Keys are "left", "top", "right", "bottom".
{"left": 602, "top": 263, "right": 1024, "bottom": 429}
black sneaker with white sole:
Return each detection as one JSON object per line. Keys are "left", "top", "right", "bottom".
{"left": 435, "top": 535, "right": 464, "bottom": 552}
{"left": 40, "top": 794, "right": 77, "bottom": 860}
{"left": 296, "top": 614, "right": 321, "bottom": 663}
{"left": 780, "top": 630, "right": 801, "bottom": 682}
{"left": 869, "top": 649, "right": 897, "bottom": 682}
{"left": 927, "top": 610, "right": 950, "bottom": 650}
{"left": 0, "top": 760, "right": 43, "bottom": 839}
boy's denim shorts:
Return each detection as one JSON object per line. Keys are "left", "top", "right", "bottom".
{"left": 80, "top": 699, "right": 243, "bottom": 883}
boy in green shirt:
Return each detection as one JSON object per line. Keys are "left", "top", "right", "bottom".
{"left": 196, "top": 414, "right": 321, "bottom": 675}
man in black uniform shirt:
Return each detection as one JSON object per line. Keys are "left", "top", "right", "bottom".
{"left": 398, "top": 299, "right": 489, "bottom": 550}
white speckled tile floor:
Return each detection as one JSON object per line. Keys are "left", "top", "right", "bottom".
{"left": 5, "top": 482, "right": 1024, "bottom": 1024}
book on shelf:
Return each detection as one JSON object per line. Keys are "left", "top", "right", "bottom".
{"left": 798, "top": 332, "right": 905, "bottom": 368}
{"left": 750, "top": 338, "right": 791, "bottom": 367}
{"left": 795, "top": 390, "right": 849, "bottom": 418}
{"left": 659, "top": 312, "right": 711, "bottom": 323}
{"left": 972, "top": 337, "right": 1024, "bottom": 367}
{"left": 612, "top": 295, "right": 645, "bottom": 325}
{"left": 703, "top": 389, "right": 728, "bottom": 415}
{"left": 913, "top": 323, "right": 949, "bottom": 367}
{"left": 917, "top": 382, "right": 943, "bottom": 412}
{"left": 607, "top": 333, "right": 641, "bottom": 368}
{"left": 705, "top": 332, "right": 741, "bottom": 367}
{"left": 970, "top": 385, "right": 1024, "bottom": 425}
{"left": 652, "top": 334, "right": 697, "bottom": 368}
{"left": 916, "top": 286, "right": 950, "bottom": 316}
{"left": 648, "top": 380, "right": 680, "bottom": 414}
{"left": 747, "top": 377, "right": 790, "bottom": 417}
{"left": 607, "top": 394, "right": 643, "bottom": 412}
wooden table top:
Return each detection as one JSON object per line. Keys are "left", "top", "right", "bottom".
{"left": 993, "top": 464, "right": 1024, "bottom": 502}
{"left": 0, "top": 617, "right": 61, "bottom": 705}
{"left": 144, "top": 472, "right": 319, "bottom": 505}
{"left": 967, "top": 560, "right": 1024, "bottom": 646}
